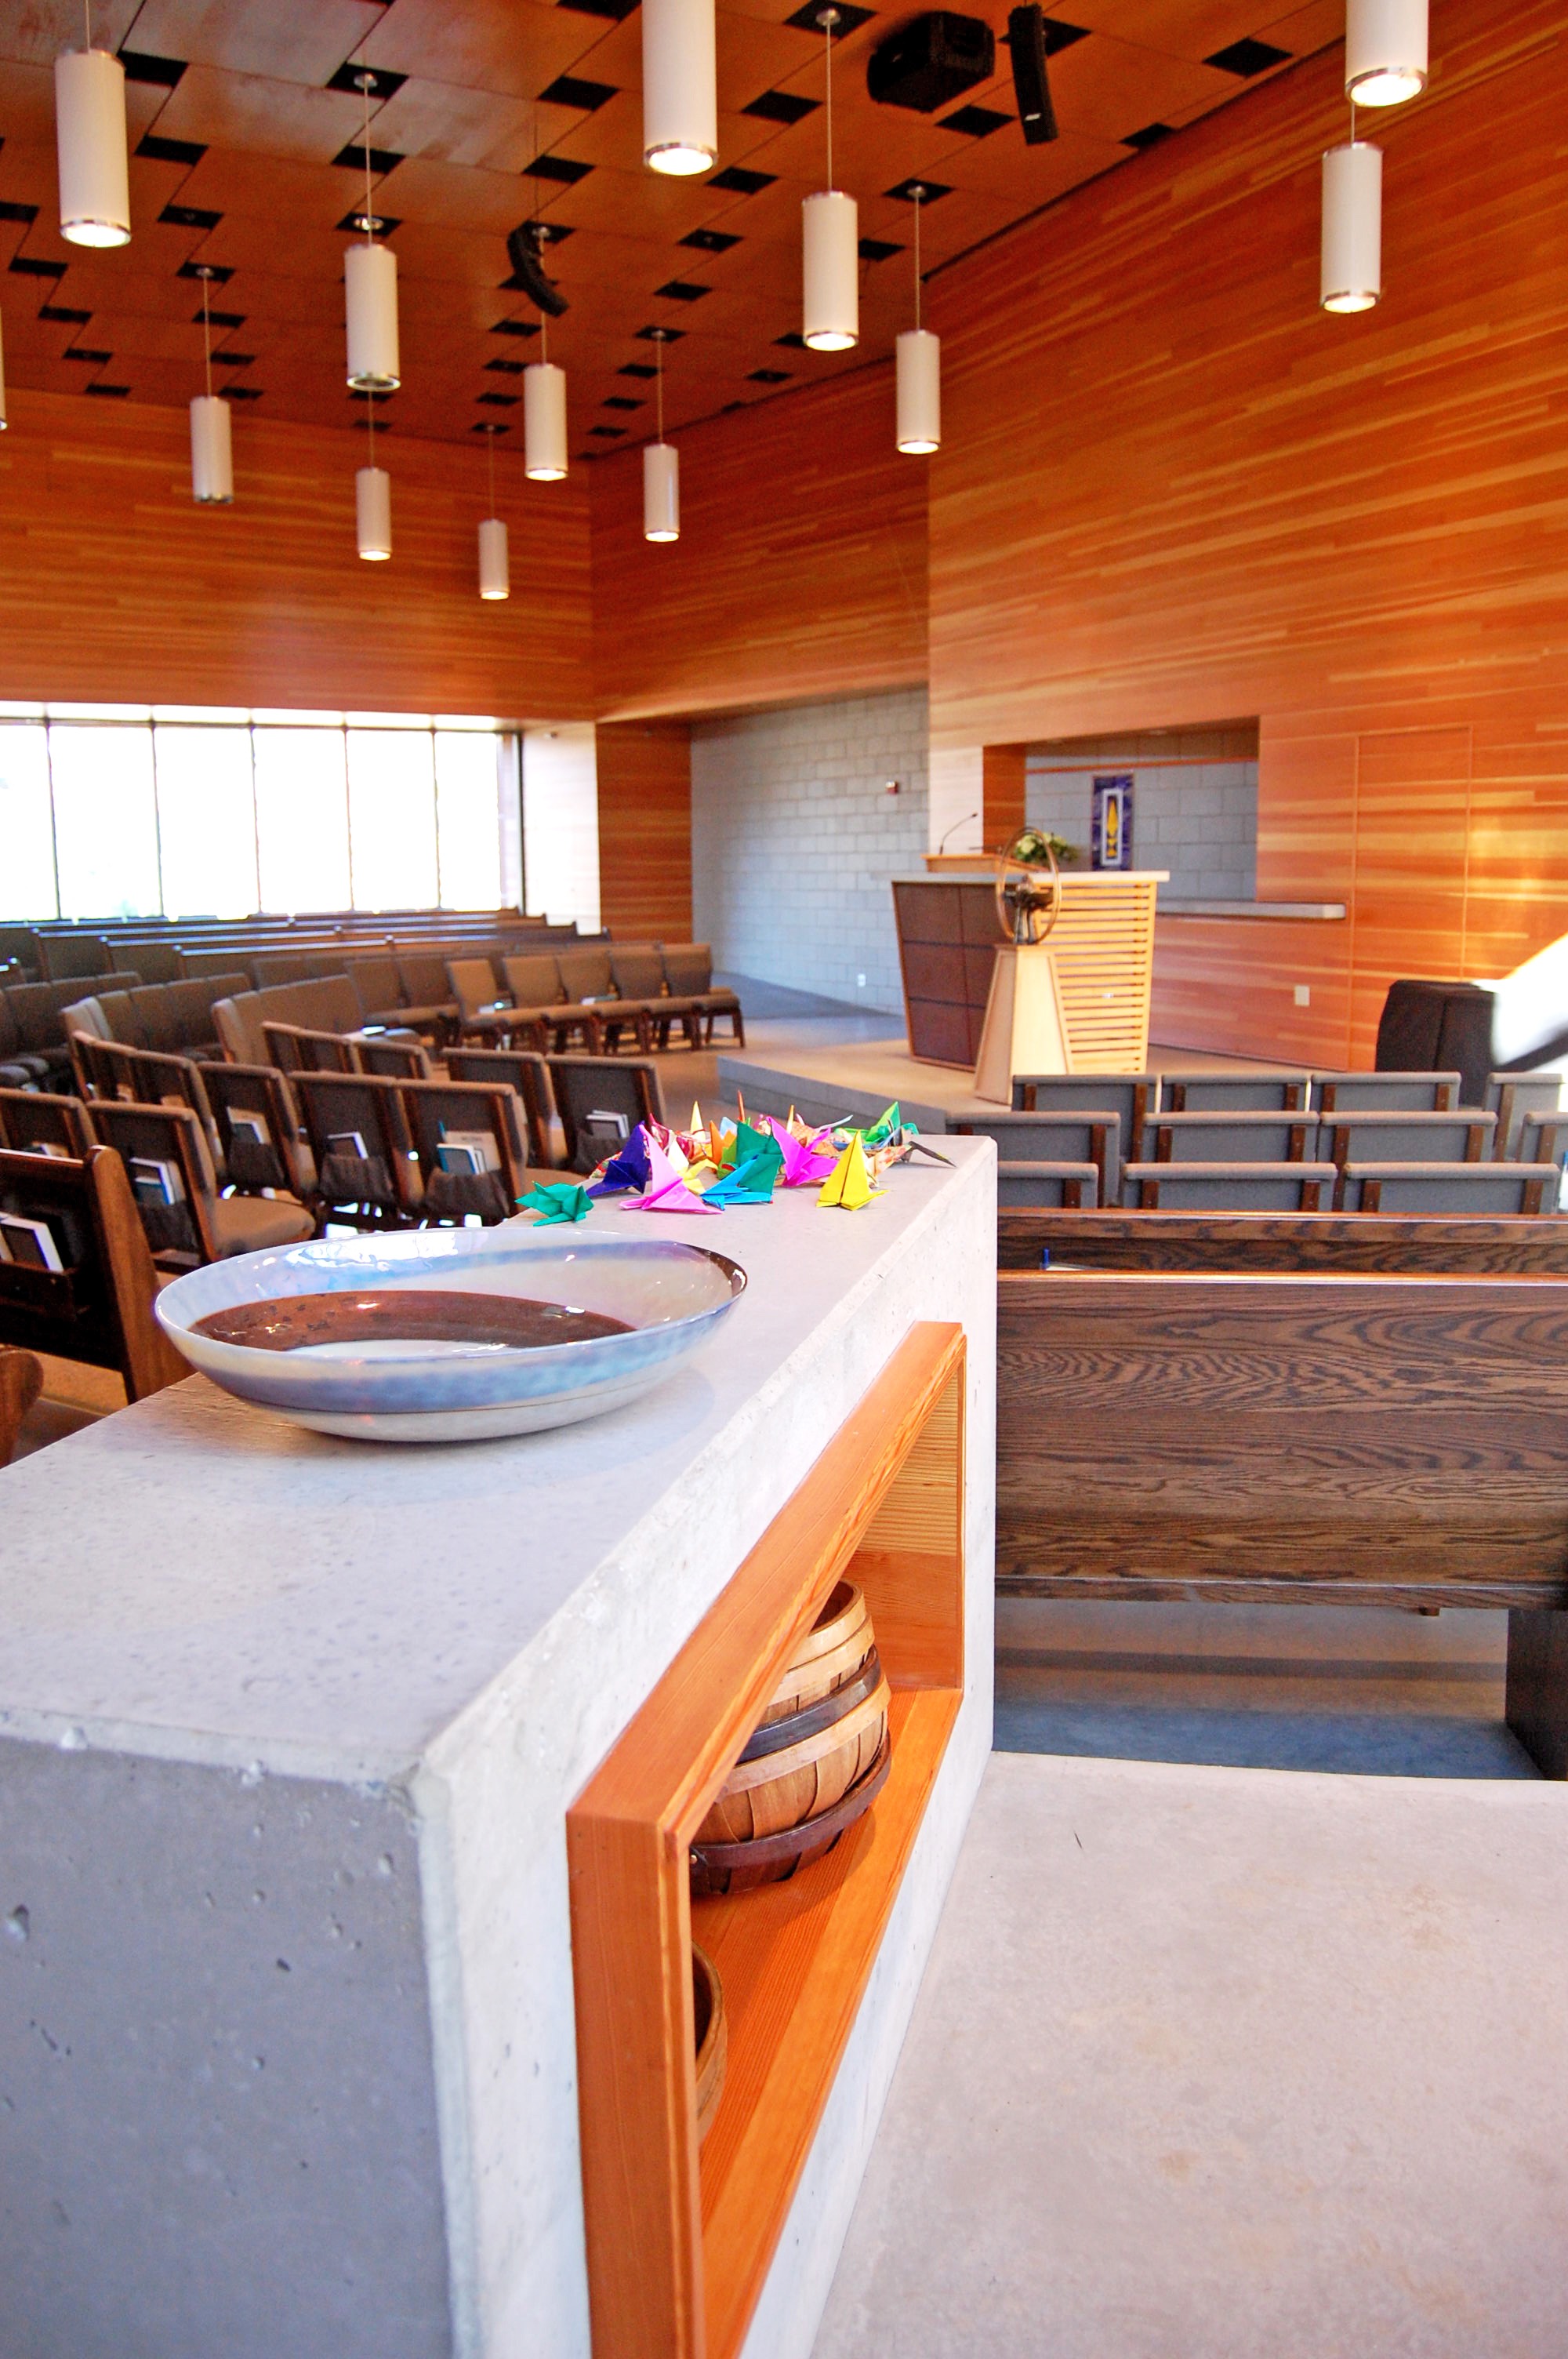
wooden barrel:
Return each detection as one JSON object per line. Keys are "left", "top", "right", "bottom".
{"left": 692, "top": 1945, "right": 727, "bottom": 2143}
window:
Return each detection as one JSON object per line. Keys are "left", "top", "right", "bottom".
{"left": 0, "top": 724, "right": 56, "bottom": 920}
{"left": 154, "top": 725, "right": 259, "bottom": 918}
{"left": 255, "top": 727, "right": 351, "bottom": 914}
{"left": 347, "top": 728, "right": 438, "bottom": 911}
{"left": 49, "top": 722, "right": 161, "bottom": 920}
{"left": 0, "top": 707, "right": 521, "bottom": 920}
{"left": 436, "top": 731, "right": 506, "bottom": 910}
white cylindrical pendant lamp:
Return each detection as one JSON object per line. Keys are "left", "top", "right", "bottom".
{"left": 1320, "top": 140, "right": 1382, "bottom": 314}
{"left": 895, "top": 328, "right": 940, "bottom": 455}
{"left": 524, "top": 361, "right": 568, "bottom": 480}
{"left": 642, "top": 0, "right": 717, "bottom": 176}
{"left": 356, "top": 463, "right": 391, "bottom": 560}
{"left": 345, "top": 240, "right": 400, "bottom": 391}
{"left": 0, "top": 308, "right": 8, "bottom": 431}
{"left": 190, "top": 393, "right": 233, "bottom": 503}
{"left": 1345, "top": 0, "right": 1428, "bottom": 106}
{"left": 803, "top": 189, "right": 858, "bottom": 351}
{"left": 55, "top": 49, "right": 130, "bottom": 249}
{"left": 478, "top": 516, "right": 510, "bottom": 599}
{"left": 643, "top": 441, "right": 680, "bottom": 542}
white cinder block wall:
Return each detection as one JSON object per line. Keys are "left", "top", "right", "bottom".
{"left": 1026, "top": 727, "right": 1258, "bottom": 902}
{"left": 691, "top": 689, "right": 930, "bottom": 1012}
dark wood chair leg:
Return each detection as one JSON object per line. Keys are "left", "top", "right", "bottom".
{"left": 1506, "top": 1609, "right": 1568, "bottom": 1777}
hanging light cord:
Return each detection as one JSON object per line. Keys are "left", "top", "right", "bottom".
{"left": 83, "top": 0, "right": 91, "bottom": 52}
{"left": 655, "top": 333, "right": 665, "bottom": 442}
{"left": 201, "top": 272, "right": 212, "bottom": 399}
{"left": 913, "top": 186, "right": 923, "bottom": 329}
{"left": 822, "top": 8, "right": 839, "bottom": 190}
{"left": 486, "top": 420, "right": 497, "bottom": 514}
{"left": 361, "top": 63, "right": 376, "bottom": 244}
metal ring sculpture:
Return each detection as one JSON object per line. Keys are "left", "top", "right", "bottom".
{"left": 994, "top": 829, "right": 1062, "bottom": 947}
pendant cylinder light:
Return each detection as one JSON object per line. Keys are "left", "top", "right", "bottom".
{"left": 55, "top": 48, "right": 130, "bottom": 249}
{"left": 642, "top": 0, "right": 717, "bottom": 176}
{"left": 345, "top": 239, "right": 400, "bottom": 391}
{"left": 1345, "top": 0, "right": 1428, "bottom": 106}
{"left": 524, "top": 360, "right": 568, "bottom": 480}
{"left": 478, "top": 515, "right": 510, "bottom": 599}
{"left": 190, "top": 394, "right": 233, "bottom": 503}
{"left": 644, "top": 441, "right": 679, "bottom": 541}
{"left": 0, "top": 309, "right": 8, "bottom": 431}
{"left": 803, "top": 190, "right": 858, "bottom": 351}
{"left": 895, "top": 329, "right": 940, "bottom": 455}
{"left": 1320, "top": 140, "right": 1382, "bottom": 314}
{"left": 357, "top": 463, "right": 391, "bottom": 560}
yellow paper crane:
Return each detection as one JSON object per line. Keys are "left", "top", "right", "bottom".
{"left": 818, "top": 1133, "right": 876, "bottom": 1211}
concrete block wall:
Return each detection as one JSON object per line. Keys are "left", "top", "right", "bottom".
{"left": 1025, "top": 727, "right": 1258, "bottom": 901}
{"left": 691, "top": 689, "right": 930, "bottom": 1013}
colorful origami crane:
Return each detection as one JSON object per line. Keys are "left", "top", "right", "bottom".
{"left": 702, "top": 1122, "right": 782, "bottom": 1206}
{"left": 818, "top": 1133, "right": 878, "bottom": 1211}
{"left": 765, "top": 1115, "right": 840, "bottom": 1188}
{"left": 586, "top": 1126, "right": 652, "bottom": 1197}
{"left": 621, "top": 1132, "right": 719, "bottom": 1215}
{"left": 516, "top": 1180, "right": 593, "bottom": 1226}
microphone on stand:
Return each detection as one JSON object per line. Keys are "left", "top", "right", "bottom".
{"left": 937, "top": 811, "right": 979, "bottom": 854}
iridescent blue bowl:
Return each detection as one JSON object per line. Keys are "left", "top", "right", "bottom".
{"left": 155, "top": 1226, "right": 746, "bottom": 1442}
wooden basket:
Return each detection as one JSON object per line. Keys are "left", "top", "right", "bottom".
{"left": 692, "top": 1944, "right": 727, "bottom": 2143}
{"left": 757, "top": 1580, "right": 873, "bottom": 1725}
{"left": 690, "top": 1730, "right": 895, "bottom": 1899}
{"left": 697, "top": 1673, "right": 889, "bottom": 1846}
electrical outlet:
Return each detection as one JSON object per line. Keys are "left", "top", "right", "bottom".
{"left": 1294, "top": 983, "right": 1311, "bottom": 1008}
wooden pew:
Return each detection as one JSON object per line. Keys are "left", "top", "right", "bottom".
{"left": 997, "top": 1208, "right": 1568, "bottom": 1277}
{"left": 0, "top": 1146, "right": 188, "bottom": 1403}
{"left": 996, "top": 1261, "right": 1568, "bottom": 1776}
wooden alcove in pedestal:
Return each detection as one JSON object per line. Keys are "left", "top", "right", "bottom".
{"left": 568, "top": 1323, "right": 967, "bottom": 2359}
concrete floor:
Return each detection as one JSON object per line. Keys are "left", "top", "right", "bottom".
{"left": 994, "top": 1598, "right": 1540, "bottom": 1780}
{"left": 815, "top": 1750, "right": 1568, "bottom": 2359}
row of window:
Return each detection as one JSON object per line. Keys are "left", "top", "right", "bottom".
{"left": 0, "top": 715, "right": 521, "bottom": 921}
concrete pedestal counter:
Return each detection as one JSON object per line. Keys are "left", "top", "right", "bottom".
{"left": 0, "top": 1143, "right": 996, "bottom": 2359}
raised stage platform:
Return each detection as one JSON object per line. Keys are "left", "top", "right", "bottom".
{"left": 717, "top": 1031, "right": 1268, "bottom": 1135}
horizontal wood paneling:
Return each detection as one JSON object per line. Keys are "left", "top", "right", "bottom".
{"left": 590, "top": 366, "right": 927, "bottom": 722}
{"left": 929, "top": 0, "right": 1568, "bottom": 1062}
{"left": 0, "top": 389, "right": 593, "bottom": 718}
{"left": 595, "top": 719, "right": 693, "bottom": 941}
{"left": 996, "top": 1271, "right": 1568, "bottom": 1606}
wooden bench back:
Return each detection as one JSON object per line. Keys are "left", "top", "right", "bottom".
{"left": 996, "top": 1267, "right": 1568, "bottom": 1613}
{"left": 996, "top": 1209, "right": 1568, "bottom": 1275}
{"left": 0, "top": 1145, "right": 187, "bottom": 1401}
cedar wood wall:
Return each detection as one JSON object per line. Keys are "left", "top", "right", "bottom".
{"left": 928, "top": 0, "right": 1568, "bottom": 1063}
{"left": 5, "top": 0, "right": 1565, "bottom": 1023}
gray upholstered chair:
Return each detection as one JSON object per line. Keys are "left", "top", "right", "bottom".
{"left": 1340, "top": 1161, "right": 1559, "bottom": 1214}
{"left": 1123, "top": 1161, "right": 1338, "bottom": 1212}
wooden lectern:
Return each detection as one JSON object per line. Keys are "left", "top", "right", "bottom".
{"left": 892, "top": 865, "right": 1167, "bottom": 1087}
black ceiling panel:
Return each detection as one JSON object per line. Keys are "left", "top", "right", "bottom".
{"left": 743, "top": 89, "right": 819, "bottom": 124}
{"left": 119, "top": 50, "right": 187, "bottom": 86}
{"left": 539, "top": 73, "right": 618, "bottom": 109}
{"left": 1205, "top": 36, "right": 1290, "bottom": 75}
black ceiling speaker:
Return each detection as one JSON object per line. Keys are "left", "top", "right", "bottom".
{"left": 505, "top": 222, "right": 568, "bottom": 316}
{"left": 1007, "top": 5, "right": 1059, "bottom": 144}
{"left": 866, "top": 13, "right": 995, "bottom": 112}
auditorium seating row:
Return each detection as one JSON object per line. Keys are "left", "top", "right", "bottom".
{"left": 956, "top": 1066, "right": 1566, "bottom": 1215}
{"left": 0, "top": 908, "right": 586, "bottom": 987}
{"left": 58, "top": 944, "right": 740, "bottom": 1070}
{"left": 2, "top": 1037, "right": 672, "bottom": 1277}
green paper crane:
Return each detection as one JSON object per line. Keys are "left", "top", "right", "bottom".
{"left": 517, "top": 1180, "right": 593, "bottom": 1226}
